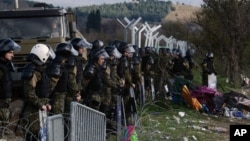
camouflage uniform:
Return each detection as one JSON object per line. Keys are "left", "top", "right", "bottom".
{"left": 154, "top": 48, "right": 172, "bottom": 98}
{"left": 47, "top": 42, "right": 80, "bottom": 114}
{"left": 0, "top": 67, "right": 11, "bottom": 127}
{"left": 48, "top": 57, "right": 80, "bottom": 114}
{"left": 141, "top": 47, "right": 155, "bottom": 101}
{"left": 83, "top": 48, "right": 108, "bottom": 111}
{"left": 22, "top": 65, "right": 50, "bottom": 138}
{"left": 84, "top": 63, "right": 104, "bottom": 111}
{"left": 131, "top": 45, "right": 143, "bottom": 103}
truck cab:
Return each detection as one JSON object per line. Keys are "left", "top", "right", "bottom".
{"left": 0, "top": 7, "right": 84, "bottom": 97}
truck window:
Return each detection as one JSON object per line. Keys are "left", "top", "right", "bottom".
{"left": 0, "top": 17, "right": 64, "bottom": 39}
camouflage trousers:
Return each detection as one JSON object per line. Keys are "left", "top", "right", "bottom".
{"left": 52, "top": 93, "right": 66, "bottom": 114}
{"left": 86, "top": 91, "right": 101, "bottom": 111}
{"left": 0, "top": 108, "right": 10, "bottom": 126}
{"left": 0, "top": 99, "right": 11, "bottom": 127}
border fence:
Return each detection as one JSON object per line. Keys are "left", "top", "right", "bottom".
{"left": 69, "top": 102, "right": 106, "bottom": 141}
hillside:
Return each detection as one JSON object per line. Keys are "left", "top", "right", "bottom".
{"left": 163, "top": 4, "right": 200, "bottom": 23}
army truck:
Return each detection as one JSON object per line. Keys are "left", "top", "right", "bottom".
{"left": 0, "top": 6, "right": 85, "bottom": 98}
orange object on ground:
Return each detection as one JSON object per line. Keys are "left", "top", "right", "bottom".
{"left": 181, "top": 85, "right": 202, "bottom": 111}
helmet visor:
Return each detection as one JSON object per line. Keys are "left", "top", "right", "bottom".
{"left": 125, "top": 45, "right": 135, "bottom": 53}
{"left": 71, "top": 46, "right": 79, "bottom": 56}
{"left": 78, "top": 38, "right": 93, "bottom": 49}
{"left": 0, "top": 38, "right": 21, "bottom": 52}
{"left": 47, "top": 45, "right": 56, "bottom": 59}
{"left": 112, "top": 48, "right": 122, "bottom": 59}
{"left": 12, "top": 41, "right": 21, "bottom": 52}
{"left": 95, "top": 49, "right": 109, "bottom": 59}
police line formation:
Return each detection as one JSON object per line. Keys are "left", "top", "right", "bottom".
{"left": 0, "top": 37, "right": 218, "bottom": 140}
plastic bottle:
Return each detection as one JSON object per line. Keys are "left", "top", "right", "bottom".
{"left": 224, "top": 107, "right": 230, "bottom": 117}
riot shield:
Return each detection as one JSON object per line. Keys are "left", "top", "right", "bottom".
{"left": 150, "top": 78, "right": 156, "bottom": 101}
{"left": 129, "top": 86, "right": 138, "bottom": 126}
{"left": 39, "top": 110, "right": 48, "bottom": 141}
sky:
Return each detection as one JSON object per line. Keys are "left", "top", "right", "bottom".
{"left": 30, "top": 0, "right": 204, "bottom": 8}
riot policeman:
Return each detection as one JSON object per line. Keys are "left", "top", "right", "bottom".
{"left": 141, "top": 46, "right": 156, "bottom": 101}
{"left": 0, "top": 38, "right": 21, "bottom": 133}
{"left": 47, "top": 42, "right": 79, "bottom": 114}
{"left": 201, "top": 52, "right": 217, "bottom": 88}
{"left": 83, "top": 48, "right": 109, "bottom": 111}
{"left": 21, "top": 43, "right": 55, "bottom": 140}
{"left": 70, "top": 37, "right": 92, "bottom": 103}
{"left": 115, "top": 41, "right": 136, "bottom": 125}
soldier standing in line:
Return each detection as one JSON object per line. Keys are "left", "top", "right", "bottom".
{"left": 47, "top": 42, "right": 80, "bottom": 114}
{"left": 88, "top": 39, "right": 104, "bottom": 61}
{"left": 131, "top": 45, "right": 143, "bottom": 104}
{"left": 155, "top": 47, "right": 172, "bottom": 99}
{"left": 101, "top": 45, "right": 123, "bottom": 112}
{"left": 83, "top": 48, "right": 109, "bottom": 111}
{"left": 0, "top": 38, "right": 21, "bottom": 136}
{"left": 141, "top": 47, "right": 155, "bottom": 101}
{"left": 70, "top": 37, "right": 92, "bottom": 104}
{"left": 116, "top": 41, "right": 136, "bottom": 125}
{"left": 171, "top": 49, "right": 189, "bottom": 77}
{"left": 101, "top": 45, "right": 125, "bottom": 134}
{"left": 21, "top": 43, "right": 55, "bottom": 140}
{"left": 184, "top": 48, "right": 196, "bottom": 81}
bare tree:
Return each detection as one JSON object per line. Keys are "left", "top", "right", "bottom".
{"left": 194, "top": 0, "right": 250, "bottom": 87}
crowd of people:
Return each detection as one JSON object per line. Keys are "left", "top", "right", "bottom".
{"left": 0, "top": 37, "right": 217, "bottom": 140}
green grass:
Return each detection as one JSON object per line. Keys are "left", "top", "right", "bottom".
{"left": 107, "top": 67, "right": 249, "bottom": 141}
{"left": 107, "top": 99, "right": 243, "bottom": 141}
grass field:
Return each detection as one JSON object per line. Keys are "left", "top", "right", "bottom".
{"left": 108, "top": 98, "right": 249, "bottom": 141}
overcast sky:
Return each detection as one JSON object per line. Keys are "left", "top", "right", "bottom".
{"left": 30, "top": 0, "right": 203, "bottom": 8}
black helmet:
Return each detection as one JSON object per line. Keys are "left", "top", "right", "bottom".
{"left": 92, "top": 48, "right": 109, "bottom": 60}
{"left": 55, "top": 42, "right": 78, "bottom": 57}
{"left": 0, "top": 38, "right": 21, "bottom": 53}
{"left": 92, "top": 40, "right": 104, "bottom": 50}
{"left": 159, "top": 47, "right": 166, "bottom": 54}
{"left": 117, "top": 41, "right": 128, "bottom": 53}
{"left": 186, "top": 48, "right": 195, "bottom": 56}
{"left": 71, "top": 38, "right": 92, "bottom": 50}
{"left": 206, "top": 52, "right": 214, "bottom": 58}
{"left": 159, "top": 48, "right": 171, "bottom": 55}
{"left": 108, "top": 40, "right": 123, "bottom": 48}
{"left": 104, "top": 46, "right": 122, "bottom": 59}
{"left": 133, "top": 45, "right": 139, "bottom": 53}
{"left": 145, "top": 46, "right": 153, "bottom": 54}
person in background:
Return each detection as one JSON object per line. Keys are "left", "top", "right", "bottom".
{"left": 171, "top": 49, "right": 189, "bottom": 77}
{"left": 50, "top": 19, "right": 60, "bottom": 38}
{"left": 155, "top": 47, "right": 172, "bottom": 99}
{"left": 184, "top": 48, "right": 196, "bottom": 81}
{"left": 201, "top": 52, "right": 217, "bottom": 88}
{"left": 0, "top": 38, "right": 21, "bottom": 136}
{"left": 21, "top": 43, "right": 55, "bottom": 140}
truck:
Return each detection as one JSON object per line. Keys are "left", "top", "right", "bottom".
{"left": 0, "top": 4, "right": 85, "bottom": 98}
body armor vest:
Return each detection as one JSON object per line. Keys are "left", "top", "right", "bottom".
{"left": 54, "top": 64, "right": 69, "bottom": 93}
{"left": 0, "top": 61, "right": 12, "bottom": 99}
